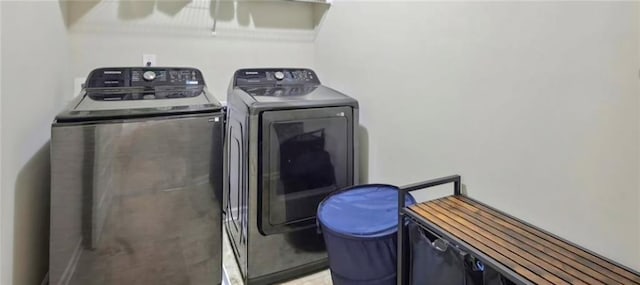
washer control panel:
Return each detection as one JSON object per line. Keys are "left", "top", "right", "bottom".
{"left": 86, "top": 67, "right": 204, "bottom": 88}
{"left": 233, "top": 68, "right": 320, "bottom": 87}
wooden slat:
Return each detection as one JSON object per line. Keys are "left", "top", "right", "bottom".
{"left": 417, "top": 203, "right": 574, "bottom": 284}
{"left": 427, "top": 201, "right": 593, "bottom": 284}
{"left": 407, "top": 195, "right": 640, "bottom": 285}
{"left": 433, "top": 199, "right": 612, "bottom": 285}
{"left": 447, "top": 197, "right": 632, "bottom": 284}
{"left": 455, "top": 196, "right": 640, "bottom": 285}
{"left": 410, "top": 205, "right": 561, "bottom": 285}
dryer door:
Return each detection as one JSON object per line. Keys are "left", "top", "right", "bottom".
{"left": 259, "top": 106, "right": 354, "bottom": 235}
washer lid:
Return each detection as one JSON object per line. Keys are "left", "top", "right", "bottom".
{"left": 55, "top": 101, "right": 222, "bottom": 123}
{"left": 318, "top": 185, "right": 416, "bottom": 238}
{"left": 74, "top": 86, "right": 213, "bottom": 111}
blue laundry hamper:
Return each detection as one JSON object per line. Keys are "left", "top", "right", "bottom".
{"left": 317, "top": 184, "right": 416, "bottom": 285}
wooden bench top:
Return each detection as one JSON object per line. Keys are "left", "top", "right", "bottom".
{"left": 406, "top": 195, "right": 640, "bottom": 285}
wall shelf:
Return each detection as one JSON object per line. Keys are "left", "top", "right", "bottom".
{"left": 287, "top": 0, "right": 332, "bottom": 4}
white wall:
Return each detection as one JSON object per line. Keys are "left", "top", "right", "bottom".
{"left": 65, "top": 0, "right": 318, "bottom": 100}
{"left": 0, "top": 2, "right": 3, "bottom": 284}
{"left": 1, "top": 1, "right": 72, "bottom": 285}
{"left": 315, "top": 1, "right": 640, "bottom": 269}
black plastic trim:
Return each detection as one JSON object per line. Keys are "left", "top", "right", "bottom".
{"left": 246, "top": 258, "right": 328, "bottom": 285}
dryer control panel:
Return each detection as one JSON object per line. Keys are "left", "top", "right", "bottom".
{"left": 233, "top": 68, "right": 320, "bottom": 87}
{"left": 86, "top": 67, "right": 205, "bottom": 88}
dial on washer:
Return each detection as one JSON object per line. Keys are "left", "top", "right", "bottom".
{"left": 143, "top": 71, "right": 156, "bottom": 81}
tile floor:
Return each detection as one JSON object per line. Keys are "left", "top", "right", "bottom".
{"left": 222, "top": 228, "right": 333, "bottom": 285}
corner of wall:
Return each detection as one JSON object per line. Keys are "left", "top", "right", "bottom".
{"left": 637, "top": 1, "right": 640, "bottom": 271}
{"left": 1, "top": 1, "right": 73, "bottom": 284}
{"left": 314, "top": 1, "right": 640, "bottom": 269}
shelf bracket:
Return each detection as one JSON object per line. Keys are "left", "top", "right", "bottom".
{"left": 211, "top": 0, "right": 221, "bottom": 36}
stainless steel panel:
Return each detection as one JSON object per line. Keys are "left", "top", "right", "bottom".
{"left": 50, "top": 113, "right": 223, "bottom": 285}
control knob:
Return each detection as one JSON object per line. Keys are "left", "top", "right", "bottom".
{"left": 143, "top": 71, "right": 156, "bottom": 81}
{"left": 274, "top": 71, "right": 285, "bottom": 80}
